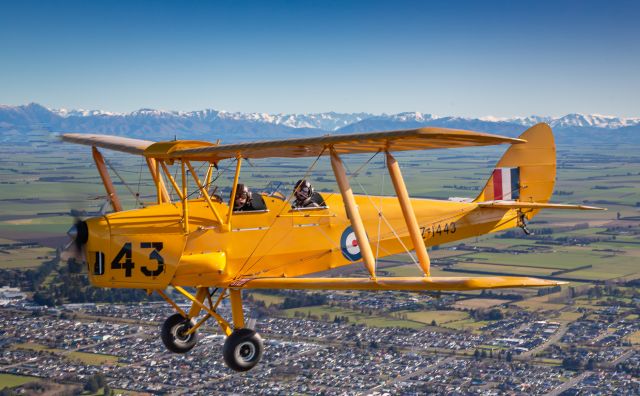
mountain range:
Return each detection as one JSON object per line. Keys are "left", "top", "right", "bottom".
{"left": 1, "top": 103, "right": 638, "bottom": 144}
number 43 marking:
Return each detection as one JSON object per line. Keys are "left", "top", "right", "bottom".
{"left": 111, "top": 242, "right": 165, "bottom": 277}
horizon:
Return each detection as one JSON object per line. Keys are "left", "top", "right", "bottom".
{"left": 1, "top": 1, "right": 639, "bottom": 118}
{"left": 3, "top": 102, "right": 639, "bottom": 120}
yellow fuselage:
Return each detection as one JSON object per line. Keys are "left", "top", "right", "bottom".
{"left": 85, "top": 193, "right": 520, "bottom": 289}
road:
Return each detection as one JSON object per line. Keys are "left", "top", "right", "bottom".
{"left": 544, "top": 371, "right": 591, "bottom": 396}
{"left": 521, "top": 322, "right": 568, "bottom": 358}
{"left": 543, "top": 349, "right": 637, "bottom": 396}
{"left": 363, "top": 356, "right": 456, "bottom": 394}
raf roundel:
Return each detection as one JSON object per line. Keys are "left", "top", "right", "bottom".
{"left": 340, "top": 226, "right": 362, "bottom": 261}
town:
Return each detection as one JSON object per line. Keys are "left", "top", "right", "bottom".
{"left": 0, "top": 273, "right": 638, "bottom": 395}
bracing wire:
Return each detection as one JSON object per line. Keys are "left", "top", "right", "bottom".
{"left": 233, "top": 149, "right": 326, "bottom": 279}
{"left": 344, "top": 160, "right": 420, "bottom": 268}
{"left": 183, "top": 160, "right": 212, "bottom": 200}
{"left": 135, "top": 156, "right": 145, "bottom": 207}
{"left": 103, "top": 156, "right": 143, "bottom": 204}
{"left": 321, "top": 150, "right": 381, "bottom": 202}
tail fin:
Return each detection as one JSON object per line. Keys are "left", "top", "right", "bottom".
{"left": 475, "top": 123, "right": 556, "bottom": 217}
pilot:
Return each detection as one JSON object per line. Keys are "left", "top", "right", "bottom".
{"left": 292, "top": 179, "right": 323, "bottom": 208}
{"left": 232, "top": 184, "right": 255, "bottom": 211}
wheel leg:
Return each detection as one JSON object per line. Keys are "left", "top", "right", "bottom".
{"left": 188, "top": 287, "right": 209, "bottom": 318}
{"left": 223, "top": 290, "right": 263, "bottom": 371}
{"left": 173, "top": 286, "right": 233, "bottom": 336}
{"left": 229, "top": 289, "right": 245, "bottom": 329}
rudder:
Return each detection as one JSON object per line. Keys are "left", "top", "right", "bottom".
{"left": 475, "top": 123, "right": 556, "bottom": 216}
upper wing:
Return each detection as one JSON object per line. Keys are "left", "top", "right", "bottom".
{"left": 61, "top": 133, "right": 155, "bottom": 155}
{"left": 167, "top": 127, "right": 525, "bottom": 161}
{"left": 61, "top": 128, "right": 524, "bottom": 160}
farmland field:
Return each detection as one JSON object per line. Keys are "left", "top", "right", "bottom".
{"left": 0, "top": 246, "right": 55, "bottom": 269}
{"left": 281, "top": 305, "right": 425, "bottom": 329}
{"left": 400, "top": 310, "right": 469, "bottom": 325}
{"left": 0, "top": 373, "right": 40, "bottom": 388}
{"left": 248, "top": 292, "right": 286, "bottom": 306}
{"left": 0, "top": 133, "right": 638, "bottom": 332}
{"left": 67, "top": 351, "right": 119, "bottom": 365}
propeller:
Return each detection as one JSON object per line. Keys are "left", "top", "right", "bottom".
{"left": 61, "top": 214, "right": 89, "bottom": 265}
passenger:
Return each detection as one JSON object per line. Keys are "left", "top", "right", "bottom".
{"left": 232, "top": 184, "right": 256, "bottom": 211}
{"left": 292, "top": 179, "right": 324, "bottom": 209}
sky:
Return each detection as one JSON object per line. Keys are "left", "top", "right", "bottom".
{"left": 0, "top": 0, "right": 639, "bottom": 117}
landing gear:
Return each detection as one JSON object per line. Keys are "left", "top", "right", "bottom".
{"left": 222, "top": 328, "right": 264, "bottom": 372}
{"left": 161, "top": 313, "right": 198, "bottom": 353}
{"left": 157, "top": 287, "right": 264, "bottom": 371}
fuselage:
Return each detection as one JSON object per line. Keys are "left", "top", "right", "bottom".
{"left": 84, "top": 192, "right": 521, "bottom": 289}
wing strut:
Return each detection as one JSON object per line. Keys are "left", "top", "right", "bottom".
{"left": 146, "top": 158, "right": 171, "bottom": 204}
{"left": 185, "top": 160, "right": 225, "bottom": 225}
{"left": 227, "top": 157, "right": 243, "bottom": 231}
{"left": 329, "top": 148, "right": 377, "bottom": 279}
{"left": 181, "top": 160, "right": 189, "bottom": 233}
{"left": 92, "top": 147, "right": 122, "bottom": 212}
{"left": 386, "top": 152, "right": 431, "bottom": 276}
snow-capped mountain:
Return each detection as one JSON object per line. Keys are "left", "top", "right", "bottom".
{"left": 478, "top": 113, "right": 640, "bottom": 129}
{"left": 54, "top": 108, "right": 118, "bottom": 117}
{"left": 29, "top": 103, "right": 640, "bottom": 131}
{"left": 548, "top": 113, "right": 640, "bottom": 129}
{"left": 51, "top": 106, "right": 372, "bottom": 132}
{"left": 1, "top": 103, "right": 638, "bottom": 144}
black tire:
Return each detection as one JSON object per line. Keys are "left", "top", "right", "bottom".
{"left": 161, "top": 313, "right": 198, "bottom": 353}
{"left": 222, "top": 329, "right": 264, "bottom": 372}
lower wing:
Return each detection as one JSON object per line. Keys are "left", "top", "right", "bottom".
{"left": 225, "top": 276, "right": 565, "bottom": 291}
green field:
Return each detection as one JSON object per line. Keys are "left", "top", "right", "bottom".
{"left": 450, "top": 262, "right": 553, "bottom": 277}
{"left": 447, "top": 246, "right": 639, "bottom": 281}
{"left": 0, "top": 373, "right": 40, "bottom": 388}
{"left": 442, "top": 318, "right": 490, "bottom": 332}
{"left": 400, "top": 310, "right": 469, "bottom": 325}
{"left": 0, "top": 246, "right": 55, "bottom": 269}
{"left": 12, "top": 342, "right": 61, "bottom": 352}
{"left": 282, "top": 305, "right": 425, "bottom": 329}
{"left": 515, "top": 299, "right": 567, "bottom": 312}
{"left": 626, "top": 331, "right": 640, "bottom": 345}
{"left": 556, "top": 311, "right": 583, "bottom": 323}
{"left": 67, "top": 352, "right": 120, "bottom": 365}
{"left": 378, "top": 263, "right": 451, "bottom": 277}
{"left": 248, "top": 292, "right": 286, "bottom": 306}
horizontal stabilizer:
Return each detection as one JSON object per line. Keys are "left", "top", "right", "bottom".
{"left": 477, "top": 201, "right": 605, "bottom": 211}
{"left": 226, "top": 276, "right": 566, "bottom": 291}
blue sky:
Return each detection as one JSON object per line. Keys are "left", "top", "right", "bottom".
{"left": 1, "top": 0, "right": 638, "bottom": 117}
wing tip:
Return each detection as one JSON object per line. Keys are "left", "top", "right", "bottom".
{"left": 582, "top": 205, "right": 607, "bottom": 211}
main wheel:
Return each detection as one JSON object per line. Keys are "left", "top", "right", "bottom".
{"left": 222, "top": 328, "right": 264, "bottom": 372}
{"left": 161, "top": 313, "right": 198, "bottom": 353}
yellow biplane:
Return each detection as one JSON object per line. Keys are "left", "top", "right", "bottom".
{"left": 61, "top": 123, "right": 601, "bottom": 371}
